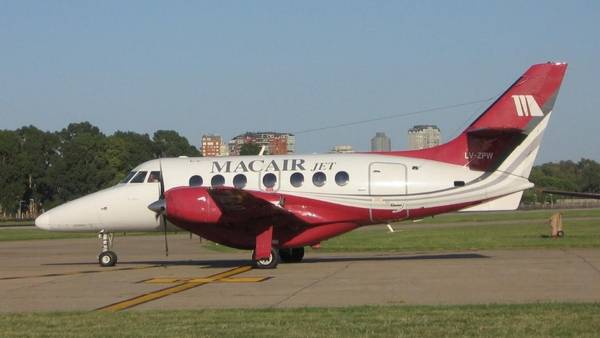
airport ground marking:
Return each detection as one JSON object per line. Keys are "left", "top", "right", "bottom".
{"left": 0, "top": 264, "right": 162, "bottom": 281}
{"left": 142, "top": 276, "right": 269, "bottom": 284}
{"left": 96, "top": 265, "right": 265, "bottom": 312}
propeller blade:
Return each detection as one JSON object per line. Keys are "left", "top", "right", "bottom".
{"left": 162, "top": 214, "right": 169, "bottom": 257}
{"left": 158, "top": 159, "right": 165, "bottom": 199}
{"left": 152, "top": 158, "right": 168, "bottom": 257}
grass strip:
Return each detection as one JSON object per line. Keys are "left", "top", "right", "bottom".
{"left": 319, "top": 218, "right": 600, "bottom": 252}
{"left": 1, "top": 303, "right": 599, "bottom": 337}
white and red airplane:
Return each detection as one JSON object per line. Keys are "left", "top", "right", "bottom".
{"left": 35, "top": 62, "right": 567, "bottom": 268}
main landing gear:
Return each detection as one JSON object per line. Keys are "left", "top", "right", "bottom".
{"left": 98, "top": 230, "right": 118, "bottom": 267}
{"left": 278, "top": 247, "right": 305, "bottom": 263}
{"left": 253, "top": 248, "right": 280, "bottom": 269}
{"left": 252, "top": 224, "right": 307, "bottom": 269}
{"left": 252, "top": 247, "right": 305, "bottom": 269}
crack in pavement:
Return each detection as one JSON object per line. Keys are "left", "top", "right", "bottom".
{"left": 270, "top": 262, "right": 353, "bottom": 308}
{"left": 563, "top": 249, "right": 600, "bottom": 276}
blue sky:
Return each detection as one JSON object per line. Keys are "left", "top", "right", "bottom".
{"left": 1, "top": 1, "right": 599, "bottom": 162}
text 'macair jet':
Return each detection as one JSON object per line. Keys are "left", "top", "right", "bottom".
{"left": 35, "top": 62, "right": 568, "bottom": 268}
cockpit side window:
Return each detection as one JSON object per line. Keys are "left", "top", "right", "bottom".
{"left": 148, "top": 171, "right": 161, "bottom": 183}
{"left": 130, "top": 171, "right": 148, "bottom": 183}
{"left": 121, "top": 171, "right": 137, "bottom": 183}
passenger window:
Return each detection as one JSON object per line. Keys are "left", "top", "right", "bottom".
{"left": 335, "top": 171, "right": 350, "bottom": 186}
{"left": 130, "top": 171, "right": 147, "bottom": 183}
{"left": 233, "top": 174, "right": 247, "bottom": 189}
{"left": 148, "top": 171, "right": 161, "bottom": 183}
{"left": 290, "top": 172, "right": 304, "bottom": 188}
{"left": 211, "top": 175, "right": 225, "bottom": 187}
{"left": 121, "top": 171, "right": 137, "bottom": 183}
{"left": 263, "top": 173, "right": 277, "bottom": 188}
{"left": 312, "top": 172, "right": 326, "bottom": 187}
{"left": 189, "top": 175, "right": 203, "bottom": 186}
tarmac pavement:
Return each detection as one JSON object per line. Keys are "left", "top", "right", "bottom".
{"left": 1, "top": 234, "right": 600, "bottom": 312}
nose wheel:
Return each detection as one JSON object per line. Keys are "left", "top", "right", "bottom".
{"left": 98, "top": 231, "right": 118, "bottom": 267}
{"left": 99, "top": 251, "right": 118, "bottom": 267}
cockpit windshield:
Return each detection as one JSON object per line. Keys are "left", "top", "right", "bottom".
{"left": 148, "top": 171, "right": 161, "bottom": 183}
{"left": 120, "top": 171, "right": 137, "bottom": 183}
{"left": 130, "top": 171, "right": 148, "bottom": 183}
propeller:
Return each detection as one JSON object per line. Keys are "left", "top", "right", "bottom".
{"left": 148, "top": 159, "right": 169, "bottom": 257}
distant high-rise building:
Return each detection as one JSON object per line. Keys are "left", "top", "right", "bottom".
{"left": 370, "top": 132, "right": 391, "bottom": 152}
{"left": 408, "top": 125, "right": 441, "bottom": 150}
{"left": 330, "top": 145, "right": 354, "bottom": 153}
{"left": 201, "top": 134, "right": 223, "bottom": 157}
{"left": 228, "top": 132, "right": 295, "bottom": 156}
{"left": 218, "top": 143, "right": 229, "bottom": 157}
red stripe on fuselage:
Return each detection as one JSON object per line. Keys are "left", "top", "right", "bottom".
{"left": 170, "top": 197, "right": 482, "bottom": 250}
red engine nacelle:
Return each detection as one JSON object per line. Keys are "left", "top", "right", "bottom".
{"left": 164, "top": 187, "right": 222, "bottom": 224}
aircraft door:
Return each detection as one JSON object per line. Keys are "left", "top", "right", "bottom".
{"left": 369, "top": 162, "right": 407, "bottom": 195}
{"left": 369, "top": 162, "right": 408, "bottom": 221}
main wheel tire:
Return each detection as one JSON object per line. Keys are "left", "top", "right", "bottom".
{"left": 99, "top": 251, "right": 118, "bottom": 267}
{"left": 557, "top": 230, "right": 565, "bottom": 238}
{"left": 279, "top": 247, "right": 305, "bottom": 263}
{"left": 253, "top": 248, "right": 279, "bottom": 269}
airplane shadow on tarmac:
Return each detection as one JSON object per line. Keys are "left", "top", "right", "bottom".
{"left": 42, "top": 253, "right": 488, "bottom": 268}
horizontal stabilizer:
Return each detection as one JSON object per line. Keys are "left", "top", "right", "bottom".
{"left": 459, "top": 191, "right": 524, "bottom": 212}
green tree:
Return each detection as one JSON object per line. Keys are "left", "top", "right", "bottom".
{"left": 577, "top": 159, "right": 600, "bottom": 193}
{"left": 14, "top": 126, "right": 60, "bottom": 210}
{"left": 106, "top": 131, "right": 156, "bottom": 184}
{"left": 239, "top": 142, "right": 261, "bottom": 156}
{"left": 47, "top": 122, "right": 115, "bottom": 204}
{"left": 0, "top": 130, "right": 22, "bottom": 214}
{"left": 152, "top": 130, "right": 200, "bottom": 157}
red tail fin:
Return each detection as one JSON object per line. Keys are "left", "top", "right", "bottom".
{"left": 391, "top": 62, "right": 568, "bottom": 171}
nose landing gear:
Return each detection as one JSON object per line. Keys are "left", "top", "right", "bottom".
{"left": 98, "top": 230, "right": 117, "bottom": 267}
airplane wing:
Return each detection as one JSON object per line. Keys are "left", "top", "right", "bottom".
{"left": 543, "top": 189, "right": 600, "bottom": 199}
{"left": 164, "top": 185, "right": 367, "bottom": 228}
{"left": 206, "top": 187, "right": 304, "bottom": 226}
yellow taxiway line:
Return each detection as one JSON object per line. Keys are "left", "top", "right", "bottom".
{"left": 143, "top": 276, "right": 269, "bottom": 284}
{"left": 96, "top": 265, "right": 255, "bottom": 312}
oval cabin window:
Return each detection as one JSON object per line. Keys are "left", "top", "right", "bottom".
{"left": 335, "top": 171, "right": 350, "bottom": 186}
{"left": 189, "top": 175, "right": 203, "bottom": 186}
{"left": 290, "top": 172, "right": 304, "bottom": 188}
{"left": 233, "top": 174, "right": 247, "bottom": 189}
{"left": 263, "top": 173, "right": 277, "bottom": 188}
{"left": 211, "top": 175, "right": 225, "bottom": 187}
{"left": 312, "top": 172, "right": 326, "bottom": 187}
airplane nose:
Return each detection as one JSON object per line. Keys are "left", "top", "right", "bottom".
{"left": 35, "top": 213, "right": 51, "bottom": 230}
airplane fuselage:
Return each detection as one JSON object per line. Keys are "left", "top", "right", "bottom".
{"left": 35, "top": 152, "right": 531, "bottom": 247}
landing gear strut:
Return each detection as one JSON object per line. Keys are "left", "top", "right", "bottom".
{"left": 278, "top": 247, "right": 305, "bottom": 263}
{"left": 98, "top": 230, "right": 117, "bottom": 267}
{"left": 252, "top": 225, "right": 279, "bottom": 269}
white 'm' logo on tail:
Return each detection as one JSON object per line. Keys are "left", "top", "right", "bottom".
{"left": 512, "top": 95, "right": 544, "bottom": 117}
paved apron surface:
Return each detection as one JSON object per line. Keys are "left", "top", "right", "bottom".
{"left": 1, "top": 234, "right": 600, "bottom": 312}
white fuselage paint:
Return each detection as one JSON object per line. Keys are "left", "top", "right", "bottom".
{"left": 32, "top": 154, "right": 524, "bottom": 232}
{"left": 36, "top": 113, "right": 550, "bottom": 233}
